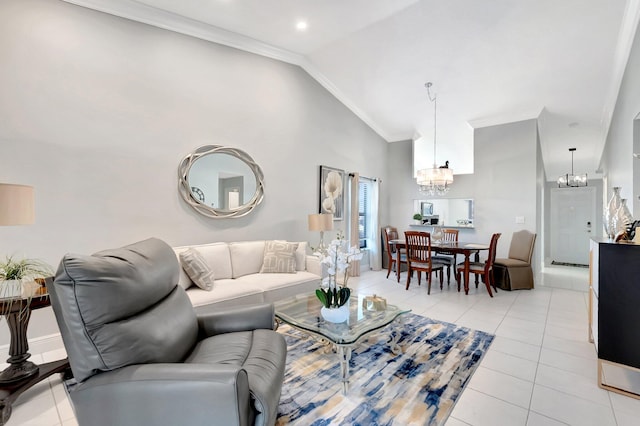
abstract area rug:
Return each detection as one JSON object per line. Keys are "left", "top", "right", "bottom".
{"left": 276, "top": 313, "right": 494, "bottom": 426}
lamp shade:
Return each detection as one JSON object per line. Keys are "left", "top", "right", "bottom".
{"left": 308, "top": 213, "right": 334, "bottom": 232}
{"left": 0, "top": 183, "right": 35, "bottom": 225}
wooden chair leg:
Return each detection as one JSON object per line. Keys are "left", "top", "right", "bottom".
{"left": 397, "top": 262, "right": 402, "bottom": 283}
{"left": 417, "top": 271, "right": 422, "bottom": 286}
{"left": 427, "top": 271, "right": 432, "bottom": 295}
{"left": 386, "top": 259, "right": 393, "bottom": 279}
{"left": 446, "top": 265, "right": 451, "bottom": 285}
{"left": 405, "top": 266, "right": 411, "bottom": 290}
{"left": 482, "top": 273, "right": 493, "bottom": 297}
{"left": 439, "top": 268, "right": 444, "bottom": 289}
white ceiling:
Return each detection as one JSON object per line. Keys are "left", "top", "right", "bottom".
{"left": 65, "top": 0, "right": 640, "bottom": 178}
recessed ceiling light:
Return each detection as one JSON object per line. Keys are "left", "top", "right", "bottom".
{"left": 568, "top": 122, "right": 580, "bottom": 128}
{"left": 296, "top": 21, "right": 308, "bottom": 31}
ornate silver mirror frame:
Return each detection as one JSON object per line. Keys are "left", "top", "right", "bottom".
{"left": 178, "top": 145, "right": 265, "bottom": 219}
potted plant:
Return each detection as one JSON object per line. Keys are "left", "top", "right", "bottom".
{"left": 413, "top": 213, "right": 423, "bottom": 225}
{"left": 316, "top": 232, "right": 363, "bottom": 322}
{"left": 0, "top": 256, "right": 53, "bottom": 301}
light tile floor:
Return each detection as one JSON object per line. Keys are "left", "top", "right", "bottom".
{"left": 4, "top": 265, "right": 640, "bottom": 425}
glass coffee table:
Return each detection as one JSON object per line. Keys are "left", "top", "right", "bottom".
{"left": 274, "top": 293, "right": 410, "bottom": 394}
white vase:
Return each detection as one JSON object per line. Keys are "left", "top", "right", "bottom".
{"left": 432, "top": 226, "right": 443, "bottom": 242}
{"left": 321, "top": 304, "right": 350, "bottom": 323}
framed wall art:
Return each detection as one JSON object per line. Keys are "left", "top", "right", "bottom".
{"left": 319, "top": 165, "right": 344, "bottom": 220}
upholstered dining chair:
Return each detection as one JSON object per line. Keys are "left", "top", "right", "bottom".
{"left": 432, "top": 228, "right": 459, "bottom": 285}
{"left": 384, "top": 226, "right": 407, "bottom": 282}
{"left": 493, "top": 230, "right": 536, "bottom": 290}
{"left": 404, "top": 231, "right": 446, "bottom": 294}
{"left": 456, "top": 233, "right": 501, "bottom": 297}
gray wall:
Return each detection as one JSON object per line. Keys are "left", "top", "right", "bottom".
{"left": 0, "top": 0, "right": 388, "bottom": 342}
{"left": 388, "top": 119, "right": 541, "bottom": 269}
{"left": 601, "top": 22, "right": 640, "bottom": 213}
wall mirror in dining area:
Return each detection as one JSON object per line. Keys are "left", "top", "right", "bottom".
{"left": 413, "top": 198, "right": 475, "bottom": 228}
{"left": 178, "top": 145, "right": 264, "bottom": 218}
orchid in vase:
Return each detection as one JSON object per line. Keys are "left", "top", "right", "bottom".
{"left": 315, "top": 233, "right": 363, "bottom": 309}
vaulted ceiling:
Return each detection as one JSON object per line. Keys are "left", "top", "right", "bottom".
{"left": 64, "top": 0, "right": 640, "bottom": 178}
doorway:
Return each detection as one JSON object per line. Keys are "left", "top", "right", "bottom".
{"left": 550, "top": 187, "right": 596, "bottom": 266}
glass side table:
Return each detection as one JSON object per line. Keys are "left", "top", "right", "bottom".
{"left": 275, "top": 293, "right": 410, "bottom": 394}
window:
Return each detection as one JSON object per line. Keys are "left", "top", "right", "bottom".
{"left": 358, "top": 180, "right": 370, "bottom": 248}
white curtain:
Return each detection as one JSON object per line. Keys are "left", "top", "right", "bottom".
{"left": 369, "top": 179, "right": 381, "bottom": 270}
{"left": 348, "top": 173, "right": 361, "bottom": 276}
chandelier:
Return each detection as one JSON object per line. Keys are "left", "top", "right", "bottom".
{"left": 557, "top": 148, "right": 587, "bottom": 187}
{"left": 417, "top": 82, "right": 453, "bottom": 196}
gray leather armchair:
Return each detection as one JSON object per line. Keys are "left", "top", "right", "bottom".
{"left": 48, "top": 237, "right": 286, "bottom": 426}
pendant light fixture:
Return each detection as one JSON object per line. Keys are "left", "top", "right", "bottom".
{"left": 416, "top": 82, "right": 453, "bottom": 196}
{"left": 557, "top": 148, "right": 587, "bottom": 187}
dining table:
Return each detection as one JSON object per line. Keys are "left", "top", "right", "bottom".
{"left": 389, "top": 239, "right": 490, "bottom": 295}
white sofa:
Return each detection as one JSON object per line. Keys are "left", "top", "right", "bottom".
{"left": 173, "top": 240, "right": 321, "bottom": 313}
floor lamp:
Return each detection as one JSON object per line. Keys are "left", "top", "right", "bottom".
{"left": 308, "top": 213, "right": 333, "bottom": 254}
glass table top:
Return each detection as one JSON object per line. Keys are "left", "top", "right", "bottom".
{"left": 274, "top": 293, "right": 410, "bottom": 345}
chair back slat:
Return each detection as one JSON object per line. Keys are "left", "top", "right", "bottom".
{"left": 442, "top": 229, "right": 459, "bottom": 242}
{"left": 404, "top": 231, "right": 433, "bottom": 265}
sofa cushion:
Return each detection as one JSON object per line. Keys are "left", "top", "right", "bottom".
{"left": 179, "top": 248, "right": 215, "bottom": 291}
{"left": 196, "top": 243, "right": 234, "bottom": 280}
{"left": 261, "top": 241, "right": 298, "bottom": 273}
{"left": 237, "top": 271, "right": 320, "bottom": 302}
{"left": 229, "top": 241, "right": 266, "bottom": 278}
{"left": 186, "top": 279, "right": 264, "bottom": 308}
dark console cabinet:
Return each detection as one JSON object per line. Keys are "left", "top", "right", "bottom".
{"left": 590, "top": 238, "right": 640, "bottom": 399}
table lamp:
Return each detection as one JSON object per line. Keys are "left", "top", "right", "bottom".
{"left": 308, "top": 213, "right": 333, "bottom": 254}
{"left": 0, "top": 183, "right": 35, "bottom": 226}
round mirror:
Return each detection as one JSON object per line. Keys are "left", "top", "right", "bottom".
{"left": 178, "top": 145, "right": 264, "bottom": 218}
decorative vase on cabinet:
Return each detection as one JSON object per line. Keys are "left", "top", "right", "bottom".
{"left": 604, "top": 187, "right": 622, "bottom": 240}
{"left": 616, "top": 199, "right": 633, "bottom": 236}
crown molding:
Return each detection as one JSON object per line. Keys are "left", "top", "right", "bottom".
{"left": 62, "top": 0, "right": 304, "bottom": 65}
{"left": 298, "top": 59, "right": 392, "bottom": 141}
{"left": 62, "top": 0, "right": 393, "bottom": 142}
{"left": 466, "top": 108, "right": 543, "bottom": 129}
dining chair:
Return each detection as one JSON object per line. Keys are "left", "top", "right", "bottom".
{"left": 404, "top": 231, "right": 446, "bottom": 294}
{"left": 432, "top": 228, "right": 459, "bottom": 285}
{"left": 493, "top": 230, "right": 536, "bottom": 290}
{"left": 383, "top": 226, "right": 407, "bottom": 282}
{"left": 455, "top": 233, "right": 501, "bottom": 297}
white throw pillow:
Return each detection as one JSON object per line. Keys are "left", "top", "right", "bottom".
{"left": 260, "top": 241, "right": 299, "bottom": 273}
{"left": 179, "top": 248, "right": 215, "bottom": 291}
